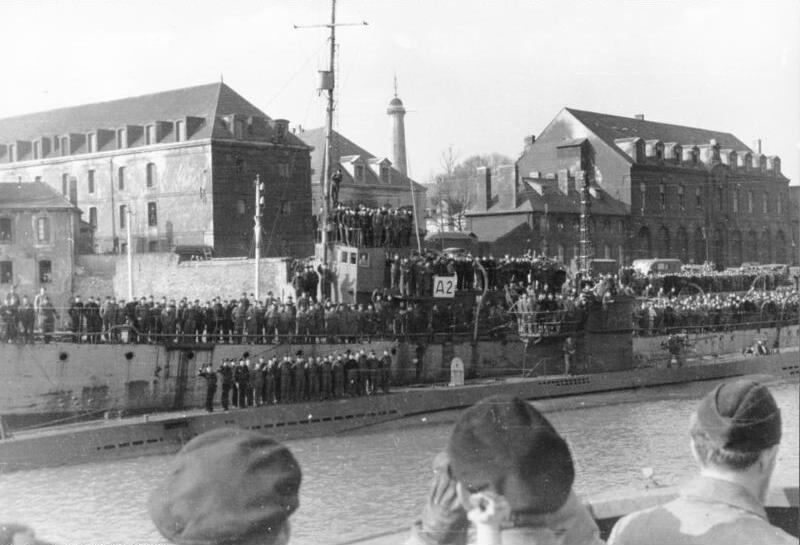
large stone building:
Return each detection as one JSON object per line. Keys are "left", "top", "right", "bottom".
{"left": 0, "top": 181, "right": 80, "bottom": 308}
{"left": 467, "top": 108, "right": 796, "bottom": 267}
{"left": 298, "top": 92, "right": 426, "bottom": 230}
{"left": 0, "top": 83, "right": 314, "bottom": 258}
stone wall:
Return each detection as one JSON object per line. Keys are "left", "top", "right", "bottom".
{"left": 113, "top": 253, "right": 293, "bottom": 301}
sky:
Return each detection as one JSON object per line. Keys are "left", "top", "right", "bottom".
{"left": 0, "top": 0, "right": 798, "bottom": 185}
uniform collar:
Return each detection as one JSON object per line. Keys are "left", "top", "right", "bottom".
{"left": 681, "top": 475, "right": 767, "bottom": 520}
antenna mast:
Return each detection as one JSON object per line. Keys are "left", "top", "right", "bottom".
{"left": 295, "top": 0, "right": 367, "bottom": 276}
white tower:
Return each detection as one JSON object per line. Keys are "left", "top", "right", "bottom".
{"left": 387, "top": 78, "right": 408, "bottom": 176}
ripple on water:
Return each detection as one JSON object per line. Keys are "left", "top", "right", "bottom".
{"left": 0, "top": 381, "right": 796, "bottom": 545}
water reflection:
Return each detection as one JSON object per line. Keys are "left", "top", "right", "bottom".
{"left": 0, "top": 381, "right": 796, "bottom": 545}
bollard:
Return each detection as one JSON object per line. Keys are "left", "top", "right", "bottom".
{"left": 449, "top": 357, "right": 465, "bottom": 387}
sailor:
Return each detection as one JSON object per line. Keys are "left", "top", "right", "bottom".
{"left": 356, "top": 349, "right": 368, "bottom": 396}
{"left": 379, "top": 350, "right": 392, "bottom": 393}
{"left": 280, "top": 356, "right": 293, "bottom": 403}
{"left": 68, "top": 295, "right": 84, "bottom": 343}
{"left": 308, "top": 356, "right": 321, "bottom": 401}
{"left": 344, "top": 351, "right": 359, "bottom": 397}
{"left": 320, "top": 355, "right": 333, "bottom": 399}
{"left": 292, "top": 352, "right": 306, "bottom": 403}
{"left": 408, "top": 395, "right": 601, "bottom": 545}
{"left": 231, "top": 359, "right": 243, "bottom": 407}
{"left": 366, "top": 350, "right": 379, "bottom": 395}
{"left": 218, "top": 359, "right": 233, "bottom": 411}
{"left": 263, "top": 357, "right": 276, "bottom": 405}
{"left": 332, "top": 354, "right": 345, "bottom": 398}
{"left": 148, "top": 429, "right": 301, "bottom": 545}
{"left": 253, "top": 357, "right": 266, "bottom": 406}
{"left": 607, "top": 379, "right": 794, "bottom": 545}
{"left": 18, "top": 295, "right": 35, "bottom": 344}
{"left": 198, "top": 363, "right": 217, "bottom": 412}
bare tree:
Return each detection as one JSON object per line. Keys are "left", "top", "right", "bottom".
{"left": 429, "top": 150, "right": 514, "bottom": 231}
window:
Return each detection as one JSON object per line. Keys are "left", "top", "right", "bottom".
{"left": 639, "top": 182, "right": 646, "bottom": 211}
{"left": 604, "top": 243, "right": 612, "bottom": 259}
{"left": 118, "top": 166, "right": 125, "bottom": 190}
{"left": 235, "top": 157, "right": 244, "bottom": 176}
{"left": 0, "top": 218, "right": 11, "bottom": 242}
{"left": 678, "top": 185, "right": 685, "bottom": 210}
{"left": 0, "top": 261, "right": 11, "bottom": 284}
{"left": 233, "top": 119, "right": 245, "bottom": 138}
{"left": 146, "top": 163, "right": 156, "bottom": 188}
{"left": 61, "top": 174, "right": 68, "bottom": 195}
{"left": 36, "top": 217, "right": 50, "bottom": 243}
{"left": 89, "top": 207, "right": 97, "bottom": 228}
{"left": 380, "top": 165, "right": 390, "bottom": 183}
{"left": 278, "top": 162, "right": 289, "bottom": 178}
{"left": 147, "top": 202, "right": 157, "bottom": 226}
{"left": 695, "top": 187, "right": 702, "bottom": 208}
{"left": 762, "top": 192, "right": 768, "bottom": 214}
{"left": 148, "top": 240, "right": 158, "bottom": 252}
{"left": 116, "top": 129, "right": 126, "bottom": 149}
{"left": 88, "top": 170, "right": 95, "bottom": 193}
{"left": 659, "top": 183, "right": 666, "bottom": 210}
{"left": 119, "top": 205, "right": 127, "bottom": 229}
{"left": 777, "top": 198, "right": 782, "bottom": 215}
{"left": 354, "top": 164, "right": 365, "bottom": 182}
{"left": 175, "top": 121, "right": 185, "bottom": 142}
{"left": 747, "top": 191, "right": 754, "bottom": 214}
{"left": 145, "top": 125, "right": 155, "bottom": 145}
{"left": 60, "top": 137, "right": 69, "bottom": 156}
{"left": 732, "top": 190, "right": 739, "bottom": 213}
{"left": 39, "top": 260, "right": 52, "bottom": 284}
{"left": 33, "top": 140, "right": 40, "bottom": 159}
{"left": 53, "top": 137, "right": 59, "bottom": 151}
{"left": 88, "top": 133, "right": 96, "bottom": 153}
{"left": 8, "top": 144, "right": 15, "bottom": 162}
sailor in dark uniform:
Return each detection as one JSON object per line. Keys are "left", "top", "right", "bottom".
{"left": 198, "top": 364, "right": 217, "bottom": 412}
{"left": 280, "top": 356, "right": 293, "bottom": 403}
{"left": 217, "top": 359, "right": 233, "bottom": 410}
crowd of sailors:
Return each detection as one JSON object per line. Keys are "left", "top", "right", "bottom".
{"left": 314, "top": 204, "right": 417, "bottom": 248}
{"left": 196, "top": 349, "right": 392, "bottom": 412}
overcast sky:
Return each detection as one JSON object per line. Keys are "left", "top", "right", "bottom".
{"left": 0, "top": 0, "right": 797, "bottom": 185}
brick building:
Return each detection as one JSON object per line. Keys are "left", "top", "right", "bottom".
{"left": 0, "top": 181, "right": 80, "bottom": 308}
{"left": 467, "top": 108, "right": 796, "bottom": 267}
{"left": 0, "top": 83, "right": 313, "bottom": 258}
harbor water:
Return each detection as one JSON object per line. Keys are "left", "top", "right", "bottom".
{"left": 1, "top": 379, "right": 797, "bottom": 545}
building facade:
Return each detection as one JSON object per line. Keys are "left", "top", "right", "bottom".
{"left": 467, "top": 108, "right": 795, "bottom": 267}
{"left": 0, "top": 83, "right": 313, "bottom": 258}
{"left": 0, "top": 182, "right": 80, "bottom": 308}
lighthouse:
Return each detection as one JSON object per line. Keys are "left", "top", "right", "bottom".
{"left": 387, "top": 80, "right": 408, "bottom": 176}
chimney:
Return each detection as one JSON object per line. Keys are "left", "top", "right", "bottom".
{"left": 755, "top": 139, "right": 762, "bottom": 154}
{"left": 475, "top": 166, "right": 491, "bottom": 212}
{"left": 523, "top": 135, "right": 536, "bottom": 151}
{"left": 495, "top": 165, "right": 517, "bottom": 210}
{"left": 634, "top": 114, "right": 645, "bottom": 120}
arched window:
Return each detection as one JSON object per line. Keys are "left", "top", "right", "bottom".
{"left": 89, "top": 207, "right": 97, "bottom": 227}
{"left": 762, "top": 191, "right": 768, "bottom": 214}
{"left": 61, "top": 173, "right": 68, "bottom": 195}
{"left": 658, "top": 226, "right": 671, "bottom": 257}
{"left": 676, "top": 227, "right": 689, "bottom": 262}
{"left": 118, "top": 166, "right": 125, "bottom": 190}
{"left": 677, "top": 185, "right": 685, "bottom": 210}
{"left": 146, "top": 163, "right": 156, "bottom": 188}
{"left": 659, "top": 183, "right": 666, "bottom": 210}
{"left": 732, "top": 189, "right": 739, "bottom": 213}
{"left": 119, "top": 205, "right": 127, "bottom": 229}
{"left": 695, "top": 187, "right": 702, "bottom": 208}
{"left": 747, "top": 191, "right": 754, "bottom": 214}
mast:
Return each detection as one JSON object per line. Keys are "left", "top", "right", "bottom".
{"left": 579, "top": 172, "right": 594, "bottom": 275}
{"left": 295, "top": 0, "right": 367, "bottom": 275}
{"left": 254, "top": 174, "right": 263, "bottom": 299}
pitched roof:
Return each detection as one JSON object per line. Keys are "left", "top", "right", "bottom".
{"left": 565, "top": 108, "right": 752, "bottom": 154}
{"left": 298, "top": 127, "right": 425, "bottom": 191}
{"left": 0, "top": 82, "right": 306, "bottom": 147}
{"left": 0, "top": 181, "right": 78, "bottom": 210}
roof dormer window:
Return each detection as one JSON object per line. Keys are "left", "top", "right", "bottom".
{"left": 145, "top": 125, "right": 155, "bottom": 145}
{"left": 380, "top": 164, "right": 390, "bottom": 183}
{"left": 354, "top": 164, "right": 365, "bottom": 183}
{"left": 175, "top": 120, "right": 185, "bottom": 142}
{"left": 116, "top": 129, "right": 126, "bottom": 149}
{"left": 61, "top": 137, "right": 69, "bottom": 156}
{"left": 87, "top": 133, "right": 96, "bottom": 153}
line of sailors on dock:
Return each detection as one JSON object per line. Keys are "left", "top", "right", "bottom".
{"left": 197, "top": 349, "right": 393, "bottom": 412}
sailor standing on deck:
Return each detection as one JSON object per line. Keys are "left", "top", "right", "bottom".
{"left": 218, "top": 359, "right": 233, "bottom": 411}
{"left": 607, "top": 379, "right": 795, "bottom": 545}
{"left": 198, "top": 363, "right": 217, "bottom": 412}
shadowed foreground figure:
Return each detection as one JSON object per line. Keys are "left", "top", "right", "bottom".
{"left": 607, "top": 378, "right": 795, "bottom": 545}
{"left": 148, "top": 428, "right": 302, "bottom": 545}
{"left": 0, "top": 524, "right": 54, "bottom": 545}
{"left": 407, "top": 394, "right": 602, "bottom": 545}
